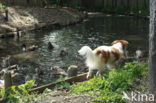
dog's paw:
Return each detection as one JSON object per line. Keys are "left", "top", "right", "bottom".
{"left": 87, "top": 73, "right": 92, "bottom": 79}
{"left": 86, "top": 75, "right": 90, "bottom": 79}
{"left": 96, "top": 71, "right": 102, "bottom": 77}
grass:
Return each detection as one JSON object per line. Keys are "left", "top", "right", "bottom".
{"left": 71, "top": 61, "right": 149, "bottom": 103}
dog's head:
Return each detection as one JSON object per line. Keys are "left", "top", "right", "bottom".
{"left": 112, "top": 40, "right": 128, "bottom": 50}
{"left": 78, "top": 46, "right": 91, "bottom": 56}
{"left": 112, "top": 40, "right": 129, "bottom": 59}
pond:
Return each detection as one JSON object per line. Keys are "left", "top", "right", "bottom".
{"left": 0, "top": 13, "right": 149, "bottom": 86}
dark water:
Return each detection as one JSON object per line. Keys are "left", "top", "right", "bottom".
{"left": 0, "top": 14, "right": 149, "bottom": 85}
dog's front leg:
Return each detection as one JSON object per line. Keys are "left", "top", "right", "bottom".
{"left": 96, "top": 68, "right": 103, "bottom": 77}
{"left": 96, "top": 71, "right": 102, "bottom": 77}
{"left": 87, "top": 69, "right": 93, "bottom": 79}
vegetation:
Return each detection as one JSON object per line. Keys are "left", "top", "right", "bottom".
{"left": 0, "top": 76, "right": 70, "bottom": 103}
{"left": 55, "top": 75, "right": 70, "bottom": 89}
{"left": 0, "top": 2, "right": 5, "bottom": 9}
{"left": 0, "top": 80, "right": 56, "bottom": 103}
{"left": 71, "top": 61, "right": 149, "bottom": 103}
{"left": 0, "top": 80, "right": 36, "bottom": 103}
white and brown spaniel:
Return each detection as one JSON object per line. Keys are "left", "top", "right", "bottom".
{"left": 78, "top": 40, "right": 128, "bottom": 79}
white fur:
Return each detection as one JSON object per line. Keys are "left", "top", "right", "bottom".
{"left": 78, "top": 42, "right": 125, "bottom": 79}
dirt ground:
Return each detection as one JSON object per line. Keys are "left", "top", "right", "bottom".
{"left": 39, "top": 94, "right": 92, "bottom": 103}
{"left": 0, "top": 6, "right": 85, "bottom": 34}
{"left": 35, "top": 90, "right": 92, "bottom": 103}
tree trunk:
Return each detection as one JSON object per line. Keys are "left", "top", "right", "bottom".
{"left": 149, "top": 0, "right": 156, "bottom": 96}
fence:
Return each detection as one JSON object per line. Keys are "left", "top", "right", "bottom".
{"left": 64, "top": 0, "right": 149, "bottom": 10}
{"left": 64, "top": 0, "right": 149, "bottom": 15}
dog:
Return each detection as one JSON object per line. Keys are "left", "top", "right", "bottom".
{"left": 78, "top": 40, "right": 128, "bottom": 79}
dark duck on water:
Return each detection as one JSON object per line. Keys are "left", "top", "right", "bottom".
{"left": 22, "top": 43, "right": 38, "bottom": 52}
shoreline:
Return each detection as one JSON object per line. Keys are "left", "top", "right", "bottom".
{"left": 0, "top": 6, "right": 86, "bottom": 38}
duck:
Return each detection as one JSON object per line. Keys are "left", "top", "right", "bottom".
{"left": 48, "top": 42, "right": 54, "bottom": 50}
{"left": 22, "top": 43, "right": 38, "bottom": 52}
{"left": 22, "top": 44, "right": 27, "bottom": 52}
{"left": 51, "top": 66, "right": 67, "bottom": 76}
{"left": 27, "top": 45, "right": 38, "bottom": 51}
{"left": 67, "top": 65, "right": 78, "bottom": 77}
{"left": 1, "top": 55, "right": 11, "bottom": 68}
{"left": 35, "top": 67, "right": 44, "bottom": 76}
{"left": 59, "top": 50, "right": 68, "bottom": 57}
{"left": 25, "top": 75, "right": 31, "bottom": 82}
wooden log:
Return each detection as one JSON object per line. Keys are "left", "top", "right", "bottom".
{"left": 5, "top": 8, "right": 8, "bottom": 21}
{"left": 30, "top": 73, "right": 88, "bottom": 93}
{"left": 0, "top": 65, "right": 18, "bottom": 77}
{"left": 7, "top": 65, "right": 18, "bottom": 70}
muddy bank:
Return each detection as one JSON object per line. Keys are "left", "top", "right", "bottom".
{"left": 0, "top": 6, "right": 85, "bottom": 38}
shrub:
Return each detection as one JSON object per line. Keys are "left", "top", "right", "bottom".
{"left": 55, "top": 75, "right": 70, "bottom": 89}
{"left": 0, "top": 80, "right": 37, "bottom": 103}
{"left": 71, "top": 61, "right": 148, "bottom": 103}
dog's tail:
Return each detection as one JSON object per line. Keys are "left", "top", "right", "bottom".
{"left": 78, "top": 46, "right": 96, "bottom": 69}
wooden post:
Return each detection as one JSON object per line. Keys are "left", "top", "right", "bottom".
{"left": 5, "top": 7, "right": 8, "bottom": 21}
{"left": 4, "top": 72, "right": 12, "bottom": 97}
{"left": 16, "top": 28, "right": 19, "bottom": 37}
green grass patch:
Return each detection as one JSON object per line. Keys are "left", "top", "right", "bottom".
{"left": 0, "top": 2, "right": 6, "bottom": 9}
{"left": 71, "top": 61, "right": 149, "bottom": 103}
{"left": 0, "top": 3, "right": 4, "bottom": 9}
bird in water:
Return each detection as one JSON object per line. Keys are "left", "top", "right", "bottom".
{"left": 1, "top": 55, "right": 11, "bottom": 68}
{"left": 59, "top": 50, "right": 68, "bottom": 57}
{"left": 51, "top": 66, "right": 67, "bottom": 76}
{"left": 25, "top": 75, "right": 31, "bottom": 82}
{"left": 48, "top": 42, "right": 54, "bottom": 50}
{"left": 22, "top": 43, "right": 38, "bottom": 52}
{"left": 35, "top": 67, "right": 44, "bottom": 76}
{"left": 22, "top": 44, "right": 27, "bottom": 52}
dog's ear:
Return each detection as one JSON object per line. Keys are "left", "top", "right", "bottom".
{"left": 112, "top": 40, "right": 129, "bottom": 45}
{"left": 122, "top": 40, "right": 129, "bottom": 45}
{"left": 120, "top": 40, "right": 129, "bottom": 50}
{"left": 111, "top": 40, "right": 118, "bottom": 45}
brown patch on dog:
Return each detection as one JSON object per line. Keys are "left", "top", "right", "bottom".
{"left": 96, "top": 50, "right": 101, "bottom": 55}
{"left": 96, "top": 49, "right": 110, "bottom": 63}
{"left": 101, "top": 50, "right": 110, "bottom": 63}
{"left": 112, "top": 40, "right": 128, "bottom": 50}
{"left": 111, "top": 47, "right": 120, "bottom": 61}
